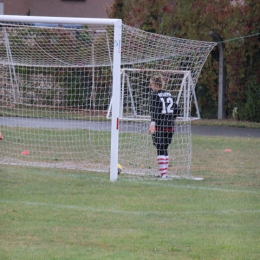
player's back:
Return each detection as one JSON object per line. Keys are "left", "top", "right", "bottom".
{"left": 150, "top": 90, "right": 178, "bottom": 128}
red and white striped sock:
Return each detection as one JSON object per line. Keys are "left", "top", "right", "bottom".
{"left": 157, "top": 155, "right": 167, "bottom": 176}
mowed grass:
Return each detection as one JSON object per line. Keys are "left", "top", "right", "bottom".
{"left": 0, "top": 135, "right": 260, "bottom": 260}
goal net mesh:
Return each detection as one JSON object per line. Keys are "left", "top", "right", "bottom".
{"left": 0, "top": 21, "right": 216, "bottom": 178}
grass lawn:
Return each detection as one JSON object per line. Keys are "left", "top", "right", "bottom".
{"left": 1, "top": 134, "right": 260, "bottom": 260}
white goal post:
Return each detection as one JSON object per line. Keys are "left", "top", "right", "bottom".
{"left": 0, "top": 15, "right": 216, "bottom": 181}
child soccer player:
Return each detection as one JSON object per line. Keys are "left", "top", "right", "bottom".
{"left": 148, "top": 74, "right": 179, "bottom": 178}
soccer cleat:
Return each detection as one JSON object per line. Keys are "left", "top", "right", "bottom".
{"left": 156, "top": 173, "right": 168, "bottom": 179}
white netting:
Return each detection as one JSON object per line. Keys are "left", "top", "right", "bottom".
{"left": 0, "top": 18, "right": 216, "bottom": 178}
{"left": 109, "top": 69, "right": 194, "bottom": 177}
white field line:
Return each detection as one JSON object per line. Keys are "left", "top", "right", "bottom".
{"left": 1, "top": 199, "right": 260, "bottom": 216}
{"left": 26, "top": 170, "right": 260, "bottom": 195}
{"left": 124, "top": 178, "right": 260, "bottom": 194}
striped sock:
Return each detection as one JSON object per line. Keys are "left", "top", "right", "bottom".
{"left": 157, "top": 155, "right": 167, "bottom": 176}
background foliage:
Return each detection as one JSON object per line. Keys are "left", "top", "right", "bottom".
{"left": 106, "top": 0, "right": 260, "bottom": 121}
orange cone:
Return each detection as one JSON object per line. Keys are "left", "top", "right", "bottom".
{"left": 225, "top": 149, "right": 231, "bottom": 152}
{"left": 21, "top": 150, "right": 29, "bottom": 155}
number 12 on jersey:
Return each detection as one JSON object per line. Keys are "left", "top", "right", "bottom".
{"left": 160, "top": 97, "right": 173, "bottom": 114}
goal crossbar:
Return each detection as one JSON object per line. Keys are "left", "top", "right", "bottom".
{"left": 0, "top": 15, "right": 121, "bottom": 26}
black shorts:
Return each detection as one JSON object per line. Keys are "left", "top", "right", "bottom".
{"left": 152, "top": 130, "right": 173, "bottom": 149}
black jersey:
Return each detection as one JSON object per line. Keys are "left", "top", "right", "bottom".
{"left": 150, "top": 89, "right": 179, "bottom": 129}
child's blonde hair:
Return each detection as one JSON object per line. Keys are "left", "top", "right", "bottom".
{"left": 150, "top": 74, "right": 165, "bottom": 89}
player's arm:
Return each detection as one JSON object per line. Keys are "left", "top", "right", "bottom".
{"left": 148, "top": 93, "right": 157, "bottom": 134}
{"left": 148, "top": 121, "right": 156, "bottom": 134}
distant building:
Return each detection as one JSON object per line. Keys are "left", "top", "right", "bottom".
{"left": 0, "top": 0, "right": 114, "bottom": 18}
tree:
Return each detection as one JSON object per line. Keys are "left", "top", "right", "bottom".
{"left": 106, "top": 0, "right": 173, "bottom": 33}
{"left": 107, "top": 0, "right": 260, "bottom": 121}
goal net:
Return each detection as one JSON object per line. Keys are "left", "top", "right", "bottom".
{"left": 0, "top": 15, "right": 216, "bottom": 180}
{"left": 107, "top": 68, "right": 196, "bottom": 177}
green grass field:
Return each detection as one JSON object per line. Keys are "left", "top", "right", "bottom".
{"left": 1, "top": 135, "right": 260, "bottom": 260}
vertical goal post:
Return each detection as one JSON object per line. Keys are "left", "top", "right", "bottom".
{"left": 110, "top": 19, "right": 121, "bottom": 182}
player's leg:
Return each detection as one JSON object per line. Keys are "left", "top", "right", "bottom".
{"left": 163, "top": 132, "right": 173, "bottom": 176}
{"left": 157, "top": 153, "right": 167, "bottom": 177}
{"left": 153, "top": 131, "right": 168, "bottom": 178}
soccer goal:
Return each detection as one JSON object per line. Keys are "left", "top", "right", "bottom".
{"left": 0, "top": 15, "right": 216, "bottom": 181}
